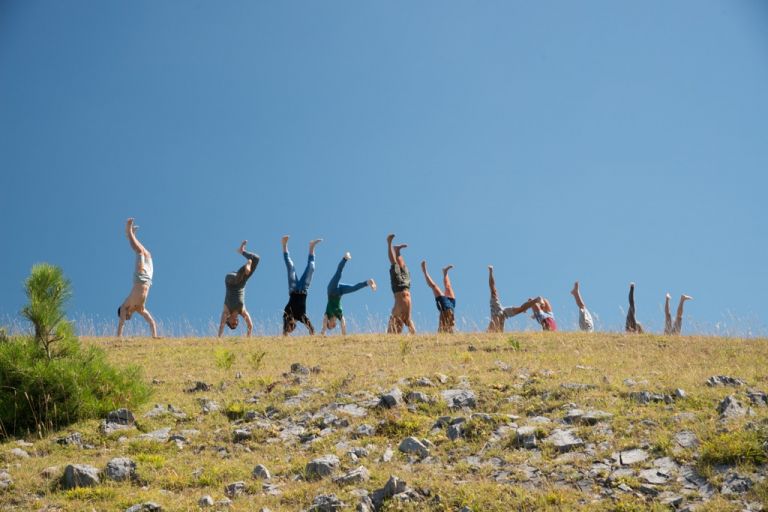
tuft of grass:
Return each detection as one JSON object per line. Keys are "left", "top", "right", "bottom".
{"left": 223, "top": 400, "right": 245, "bottom": 420}
{"left": 64, "top": 487, "right": 117, "bottom": 501}
{"left": 214, "top": 348, "right": 236, "bottom": 370}
{"left": 699, "top": 430, "right": 767, "bottom": 467}
{"left": 249, "top": 350, "right": 267, "bottom": 373}
{"left": 134, "top": 453, "right": 166, "bottom": 469}
{"left": 507, "top": 337, "right": 521, "bottom": 351}
{"left": 376, "top": 413, "right": 424, "bottom": 439}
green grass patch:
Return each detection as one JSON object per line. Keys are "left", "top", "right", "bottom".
{"left": 699, "top": 429, "right": 767, "bottom": 467}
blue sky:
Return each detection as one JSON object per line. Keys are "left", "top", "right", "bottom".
{"left": 1, "top": 1, "right": 767, "bottom": 337}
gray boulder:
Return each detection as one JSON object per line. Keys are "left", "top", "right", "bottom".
{"left": 105, "top": 457, "right": 136, "bottom": 482}
{"left": 224, "top": 481, "right": 246, "bottom": 498}
{"left": 398, "top": 437, "right": 429, "bottom": 458}
{"left": 371, "top": 475, "right": 409, "bottom": 509}
{"left": 308, "top": 494, "right": 346, "bottom": 512}
{"left": 580, "top": 410, "right": 613, "bottom": 425}
{"left": 185, "top": 381, "right": 212, "bottom": 393}
{"left": 332, "top": 466, "right": 370, "bottom": 485}
{"left": 233, "top": 429, "right": 252, "bottom": 443}
{"left": 717, "top": 395, "right": 747, "bottom": 418}
{"left": 138, "top": 427, "right": 171, "bottom": 442}
{"left": 441, "top": 389, "right": 476, "bottom": 409}
{"left": 674, "top": 430, "right": 699, "bottom": 449}
{"left": 198, "top": 495, "right": 214, "bottom": 507}
{"left": 125, "top": 503, "right": 162, "bottom": 512}
{"left": 379, "top": 388, "right": 404, "bottom": 408}
{"left": 747, "top": 390, "right": 768, "bottom": 407}
{"left": 639, "top": 468, "right": 669, "bottom": 485}
{"left": 0, "top": 471, "right": 12, "bottom": 490}
{"left": 405, "top": 391, "right": 431, "bottom": 404}
{"left": 617, "top": 449, "right": 649, "bottom": 465}
{"left": 546, "top": 429, "right": 584, "bottom": 452}
{"left": 56, "top": 432, "right": 83, "bottom": 447}
{"left": 305, "top": 455, "right": 340, "bottom": 480}
{"left": 106, "top": 408, "right": 135, "bottom": 425}
{"left": 515, "top": 426, "right": 538, "bottom": 449}
{"left": 252, "top": 464, "right": 271, "bottom": 480}
{"left": 61, "top": 464, "right": 100, "bottom": 489}
{"left": 9, "top": 448, "right": 29, "bottom": 459}
{"left": 290, "top": 363, "right": 310, "bottom": 375}
{"left": 706, "top": 375, "right": 745, "bottom": 387}
{"left": 352, "top": 424, "right": 376, "bottom": 438}
{"left": 721, "top": 473, "right": 753, "bottom": 494}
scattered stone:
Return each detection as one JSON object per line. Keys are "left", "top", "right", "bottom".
{"left": 441, "top": 389, "right": 476, "bottom": 409}
{"left": 305, "top": 455, "right": 340, "bottom": 480}
{"left": 561, "top": 382, "right": 596, "bottom": 391}
{"left": 515, "top": 426, "right": 538, "bottom": 449}
{"left": 674, "top": 388, "right": 687, "bottom": 399}
{"left": 333, "top": 465, "right": 370, "bottom": 485}
{"left": 747, "top": 390, "right": 768, "bottom": 407}
{"left": 232, "top": 429, "right": 252, "bottom": 443}
{"left": 659, "top": 493, "right": 684, "bottom": 507}
{"left": 224, "top": 481, "right": 246, "bottom": 498}
{"left": 381, "top": 446, "right": 394, "bottom": 462}
{"left": 414, "top": 377, "right": 435, "bottom": 387}
{"left": 125, "top": 503, "right": 162, "bottom": 512}
{"left": 107, "top": 408, "right": 135, "bottom": 425}
{"left": 185, "top": 381, "right": 212, "bottom": 393}
{"left": 617, "top": 449, "right": 649, "bottom": 466}
{"left": 720, "top": 473, "right": 753, "bottom": 494}
{"left": 252, "top": 464, "right": 271, "bottom": 480}
{"left": 629, "top": 391, "right": 674, "bottom": 404}
{"left": 290, "top": 363, "right": 310, "bottom": 375}
{"left": 527, "top": 415, "right": 551, "bottom": 424}
{"left": 405, "top": 391, "right": 431, "bottom": 404}
{"left": 398, "top": 437, "right": 430, "bottom": 458}
{"left": 674, "top": 431, "right": 699, "bottom": 449}
{"left": 144, "top": 404, "right": 187, "bottom": 420}
{"left": 105, "top": 457, "right": 136, "bottom": 482}
{"left": 198, "top": 399, "right": 220, "bottom": 414}
{"left": 56, "top": 432, "right": 83, "bottom": 447}
{"left": 263, "top": 482, "right": 282, "bottom": 496}
{"left": 337, "top": 404, "right": 368, "bottom": 418}
{"left": 639, "top": 468, "right": 669, "bottom": 485}
{"left": 717, "top": 395, "right": 747, "bottom": 418}
{"left": 563, "top": 409, "right": 584, "bottom": 423}
{"left": 379, "top": 388, "right": 404, "bottom": 408}
{"left": 138, "top": 427, "right": 171, "bottom": 442}
{"left": 546, "top": 429, "right": 584, "bottom": 452}
{"left": 623, "top": 379, "right": 637, "bottom": 387}
{"left": 61, "top": 464, "right": 100, "bottom": 489}
{"left": 0, "top": 471, "right": 12, "bottom": 490}
{"left": 371, "top": 475, "right": 409, "bottom": 509}
{"left": 308, "top": 493, "right": 346, "bottom": 512}
{"left": 9, "top": 448, "right": 29, "bottom": 459}
{"left": 215, "top": 497, "right": 233, "bottom": 507}
{"left": 198, "top": 495, "right": 214, "bottom": 507}
{"left": 435, "top": 373, "right": 449, "bottom": 384}
{"left": 706, "top": 376, "right": 745, "bottom": 387}
{"left": 353, "top": 424, "right": 376, "bottom": 438}
{"left": 40, "top": 466, "right": 59, "bottom": 479}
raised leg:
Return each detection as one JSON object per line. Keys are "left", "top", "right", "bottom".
{"left": 571, "top": 281, "right": 586, "bottom": 310}
{"left": 338, "top": 281, "right": 368, "bottom": 296}
{"left": 387, "top": 233, "right": 396, "bottom": 265}
{"left": 328, "top": 255, "right": 348, "bottom": 294}
{"left": 625, "top": 283, "right": 642, "bottom": 333}
{"left": 443, "top": 265, "right": 455, "bottom": 299}
{"left": 297, "top": 252, "right": 316, "bottom": 292}
{"left": 664, "top": 293, "right": 673, "bottom": 334}
{"left": 421, "top": 260, "right": 442, "bottom": 298}
{"left": 283, "top": 236, "right": 298, "bottom": 292}
{"left": 674, "top": 294, "right": 692, "bottom": 334}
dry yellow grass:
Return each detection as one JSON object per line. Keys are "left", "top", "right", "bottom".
{"left": 1, "top": 331, "right": 766, "bottom": 511}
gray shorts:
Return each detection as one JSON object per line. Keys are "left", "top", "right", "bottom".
{"left": 579, "top": 308, "right": 594, "bottom": 332}
{"left": 490, "top": 294, "right": 504, "bottom": 318}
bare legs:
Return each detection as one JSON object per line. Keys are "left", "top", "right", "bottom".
{"left": 625, "top": 283, "right": 643, "bottom": 333}
{"left": 118, "top": 218, "right": 159, "bottom": 339}
{"left": 487, "top": 266, "right": 505, "bottom": 332}
{"left": 571, "top": 281, "right": 586, "bottom": 310}
{"left": 571, "top": 281, "right": 595, "bottom": 332}
{"left": 387, "top": 234, "right": 415, "bottom": 334}
{"left": 665, "top": 293, "right": 693, "bottom": 335}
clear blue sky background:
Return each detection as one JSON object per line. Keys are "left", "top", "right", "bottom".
{"left": 1, "top": 1, "right": 767, "bottom": 337}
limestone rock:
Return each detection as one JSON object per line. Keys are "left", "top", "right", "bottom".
{"left": 61, "top": 464, "right": 100, "bottom": 489}
{"left": 379, "top": 388, "right": 404, "bottom": 408}
{"left": 398, "top": 437, "right": 429, "bottom": 458}
{"left": 305, "top": 455, "right": 340, "bottom": 480}
{"left": 224, "top": 481, "right": 246, "bottom": 498}
{"left": 441, "top": 389, "right": 476, "bottom": 409}
{"left": 546, "top": 429, "right": 584, "bottom": 452}
{"left": 717, "top": 395, "right": 747, "bottom": 418}
{"left": 252, "top": 464, "right": 271, "bottom": 480}
{"left": 332, "top": 466, "right": 370, "bottom": 485}
{"left": 105, "top": 457, "right": 136, "bottom": 482}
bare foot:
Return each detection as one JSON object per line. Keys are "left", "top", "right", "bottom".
{"left": 665, "top": 292, "right": 671, "bottom": 301}
{"left": 394, "top": 243, "right": 408, "bottom": 252}
{"left": 387, "top": 233, "right": 395, "bottom": 243}
{"left": 281, "top": 235, "right": 290, "bottom": 252}
{"left": 238, "top": 240, "right": 247, "bottom": 254}
{"left": 420, "top": 260, "right": 427, "bottom": 271}
{"left": 344, "top": 252, "right": 351, "bottom": 260}
{"left": 630, "top": 282, "right": 635, "bottom": 288}
{"left": 571, "top": 281, "right": 579, "bottom": 296}
{"left": 309, "top": 239, "right": 323, "bottom": 252}
{"left": 368, "top": 278, "right": 377, "bottom": 291}
{"left": 442, "top": 265, "right": 454, "bottom": 275}
{"left": 681, "top": 294, "right": 693, "bottom": 301}
{"left": 488, "top": 265, "right": 493, "bottom": 271}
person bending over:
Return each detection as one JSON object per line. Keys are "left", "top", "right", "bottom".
{"left": 486, "top": 266, "right": 540, "bottom": 332}
{"left": 625, "top": 282, "right": 644, "bottom": 333}
{"left": 282, "top": 236, "right": 321, "bottom": 336}
{"left": 218, "top": 240, "right": 260, "bottom": 337}
{"left": 117, "top": 218, "right": 159, "bottom": 338}
{"left": 321, "top": 252, "right": 376, "bottom": 336}
{"left": 531, "top": 297, "right": 557, "bottom": 331}
{"left": 570, "top": 281, "right": 594, "bottom": 332}
{"left": 421, "top": 260, "right": 456, "bottom": 333}
{"left": 386, "top": 233, "right": 416, "bottom": 334}
{"left": 664, "top": 292, "right": 692, "bottom": 335}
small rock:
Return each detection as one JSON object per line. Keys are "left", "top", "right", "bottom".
{"left": 371, "top": 475, "right": 409, "bottom": 509}
{"left": 674, "top": 431, "right": 699, "bottom": 449}
{"left": 198, "top": 495, "right": 214, "bottom": 507}
{"left": 107, "top": 408, "right": 135, "bottom": 425}
{"left": 305, "top": 455, "right": 340, "bottom": 480}
{"left": 563, "top": 409, "right": 584, "bottom": 423}
{"left": 9, "top": 448, "right": 29, "bottom": 459}
{"left": 721, "top": 472, "right": 753, "bottom": 494}
{"left": 290, "top": 363, "right": 310, "bottom": 375}
{"left": 580, "top": 410, "right": 613, "bottom": 425}
{"left": 717, "top": 395, "right": 747, "bottom": 418}
{"left": 398, "top": 437, "right": 429, "bottom": 458}
{"left": 659, "top": 493, "right": 684, "bottom": 507}
{"left": 224, "top": 481, "right": 246, "bottom": 498}
{"left": 353, "top": 424, "right": 376, "bottom": 438}
{"left": 546, "top": 429, "right": 584, "bottom": 452}
{"left": 198, "top": 399, "right": 220, "bottom": 414}
{"left": 333, "top": 466, "right": 370, "bottom": 485}
{"left": 105, "top": 457, "right": 136, "bottom": 482}
{"left": 747, "top": 390, "right": 768, "bottom": 407}
{"left": 185, "top": 381, "right": 212, "bottom": 393}
{"left": 337, "top": 404, "right": 368, "bottom": 418}
{"left": 560, "top": 382, "right": 596, "bottom": 391}
{"left": 0, "top": 471, "right": 12, "bottom": 490}
{"left": 441, "top": 389, "right": 476, "bottom": 409}
{"left": 61, "top": 464, "right": 100, "bottom": 489}
{"left": 414, "top": 377, "right": 435, "bottom": 387}
{"left": 56, "top": 432, "right": 83, "bottom": 447}
{"left": 215, "top": 497, "right": 233, "bottom": 507}
{"left": 381, "top": 447, "right": 394, "bottom": 462}
{"left": 138, "top": 428, "right": 171, "bottom": 442}
{"left": 405, "top": 391, "right": 431, "bottom": 404}
{"left": 639, "top": 468, "right": 668, "bottom": 485}
{"left": 252, "top": 464, "right": 271, "bottom": 480}
{"left": 515, "top": 426, "right": 538, "bottom": 449}
{"left": 446, "top": 423, "right": 464, "bottom": 441}
{"left": 618, "top": 449, "right": 649, "bottom": 466}
{"left": 308, "top": 493, "right": 346, "bottom": 512}
{"left": 706, "top": 376, "right": 745, "bottom": 387}
{"left": 40, "top": 466, "right": 59, "bottom": 479}
{"left": 233, "top": 429, "right": 252, "bottom": 443}
{"left": 125, "top": 503, "right": 162, "bottom": 512}
{"left": 379, "top": 388, "right": 404, "bottom": 408}
{"left": 674, "top": 388, "right": 687, "bottom": 399}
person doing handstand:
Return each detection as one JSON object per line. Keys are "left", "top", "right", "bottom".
{"left": 664, "top": 292, "right": 692, "bottom": 335}
{"left": 531, "top": 297, "right": 558, "bottom": 331}
{"left": 486, "top": 265, "right": 542, "bottom": 332}
{"left": 386, "top": 233, "right": 416, "bottom": 334}
{"left": 625, "top": 282, "right": 644, "bottom": 333}
{"left": 570, "top": 281, "right": 594, "bottom": 332}
{"left": 218, "top": 240, "right": 260, "bottom": 337}
{"left": 117, "top": 218, "right": 159, "bottom": 338}
{"left": 321, "top": 252, "right": 376, "bottom": 336}
{"left": 420, "top": 260, "right": 456, "bottom": 333}
{"left": 282, "top": 236, "right": 321, "bottom": 336}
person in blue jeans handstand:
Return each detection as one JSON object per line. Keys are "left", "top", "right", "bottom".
{"left": 282, "top": 235, "right": 322, "bottom": 336}
{"left": 321, "top": 252, "right": 377, "bottom": 336}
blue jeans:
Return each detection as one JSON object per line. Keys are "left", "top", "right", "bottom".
{"left": 328, "top": 257, "right": 368, "bottom": 296}
{"left": 285, "top": 251, "right": 314, "bottom": 293}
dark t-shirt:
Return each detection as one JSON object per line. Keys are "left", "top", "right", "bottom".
{"left": 224, "top": 251, "right": 260, "bottom": 312}
{"left": 284, "top": 292, "right": 308, "bottom": 319}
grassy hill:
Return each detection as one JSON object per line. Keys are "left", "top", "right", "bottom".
{"left": 1, "top": 332, "right": 767, "bottom": 511}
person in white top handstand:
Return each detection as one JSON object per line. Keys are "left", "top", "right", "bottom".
{"left": 117, "top": 218, "right": 159, "bottom": 338}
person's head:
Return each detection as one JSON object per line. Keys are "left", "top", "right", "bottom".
{"left": 117, "top": 305, "right": 133, "bottom": 320}
{"left": 226, "top": 311, "right": 239, "bottom": 330}
{"left": 283, "top": 315, "right": 296, "bottom": 335}
{"left": 326, "top": 316, "right": 337, "bottom": 330}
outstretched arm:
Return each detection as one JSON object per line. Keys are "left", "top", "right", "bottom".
{"left": 218, "top": 309, "right": 228, "bottom": 337}
{"left": 242, "top": 309, "right": 253, "bottom": 337}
